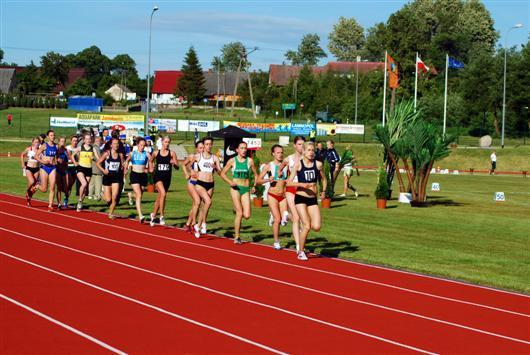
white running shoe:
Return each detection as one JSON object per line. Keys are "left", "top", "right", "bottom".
{"left": 139, "top": 215, "right": 145, "bottom": 224}
{"left": 128, "top": 192, "right": 133, "bottom": 206}
{"left": 268, "top": 213, "right": 274, "bottom": 227}
{"left": 159, "top": 216, "right": 165, "bottom": 226}
{"left": 200, "top": 223, "right": 207, "bottom": 234}
{"left": 193, "top": 224, "right": 201, "bottom": 238}
{"left": 297, "top": 251, "right": 308, "bottom": 261}
{"left": 339, "top": 193, "right": 346, "bottom": 197}
{"left": 355, "top": 191, "right": 359, "bottom": 198}
{"left": 88, "top": 196, "right": 93, "bottom": 200}
{"left": 76, "top": 202, "right": 82, "bottom": 212}
{"left": 281, "top": 212, "right": 289, "bottom": 226}
{"left": 150, "top": 213, "right": 155, "bottom": 227}
{"left": 273, "top": 241, "right": 281, "bottom": 250}
{"left": 234, "top": 237, "right": 242, "bottom": 245}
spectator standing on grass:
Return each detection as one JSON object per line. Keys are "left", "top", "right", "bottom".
{"left": 315, "top": 141, "right": 327, "bottom": 163}
{"left": 88, "top": 136, "right": 103, "bottom": 200}
{"left": 326, "top": 140, "right": 340, "bottom": 182}
{"left": 490, "top": 150, "right": 497, "bottom": 175}
{"left": 7, "top": 113, "right": 12, "bottom": 128}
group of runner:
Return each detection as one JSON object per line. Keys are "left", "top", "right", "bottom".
{"left": 21, "top": 131, "right": 325, "bottom": 261}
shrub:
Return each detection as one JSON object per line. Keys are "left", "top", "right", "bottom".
{"left": 374, "top": 165, "right": 389, "bottom": 200}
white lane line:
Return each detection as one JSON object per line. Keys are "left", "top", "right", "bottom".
{"left": 0, "top": 251, "right": 287, "bottom": 355}
{"left": 0, "top": 230, "right": 438, "bottom": 354}
{"left": 2, "top": 192, "right": 527, "bottom": 299}
{"left": 2, "top": 227, "right": 529, "bottom": 347}
{"left": 0, "top": 201, "right": 527, "bottom": 317}
{"left": 0, "top": 293, "right": 127, "bottom": 355}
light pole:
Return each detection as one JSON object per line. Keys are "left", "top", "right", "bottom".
{"left": 354, "top": 55, "right": 360, "bottom": 125}
{"left": 145, "top": 5, "right": 159, "bottom": 135}
{"left": 501, "top": 23, "right": 523, "bottom": 148}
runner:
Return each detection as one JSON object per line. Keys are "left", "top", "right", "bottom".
{"left": 55, "top": 137, "right": 69, "bottom": 209}
{"left": 33, "top": 130, "right": 58, "bottom": 211}
{"left": 283, "top": 135, "right": 306, "bottom": 252}
{"left": 96, "top": 138, "right": 125, "bottom": 219}
{"left": 287, "top": 142, "right": 326, "bottom": 260}
{"left": 124, "top": 137, "right": 153, "bottom": 223}
{"left": 340, "top": 159, "right": 359, "bottom": 198}
{"left": 258, "top": 144, "right": 289, "bottom": 250}
{"left": 188, "top": 137, "right": 221, "bottom": 238}
{"left": 20, "top": 137, "right": 41, "bottom": 206}
{"left": 72, "top": 133, "right": 99, "bottom": 212}
{"left": 220, "top": 141, "right": 258, "bottom": 244}
{"left": 64, "top": 135, "right": 78, "bottom": 207}
{"left": 182, "top": 140, "right": 204, "bottom": 233}
{"left": 149, "top": 136, "right": 179, "bottom": 227}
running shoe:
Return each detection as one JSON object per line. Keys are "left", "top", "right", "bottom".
{"left": 234, "top": 237, "right": 242, "bottom": 245}
{"left": 268, "top": 213, "right": 274, "bottom": 227}
{"left": 76, "top": 202, "right": 82, "bottom": 212}
{"left": 108, "top": 214, "right": 115, "bottom": 220}
{"left": 139, "top": 215, "right": 145, "bottom": 224}
{"left": 63, "top": 197, "right": 68, "bottom": 208}
{"left": 48, "top": 205, "right": 55, "bottom": 212}
{"left": 150, "top": 214, "right": 155, "bottom": 227}
{"left": 200, "top": 223, "right": 207, "bottom": 235}
{"left": 88, "top": 196, "right": 93, "bottom": 200}
{"left": 355, "top": 190, "right": 359, "bottom": 198}
{"left": 273, "top": 241, "right": 281, "bottom": 250}
{"left": 159, "top": 216, "right": 166, "bottom": 226}
{"left": 128, "top": 192, "right": 134, "bottom": 206}
{"left": 193, "top": 224, "right": 201, "bottom": 239}
{"left": 281, "top": 211, "right": 289, "bottom": 226}
{"left": 297, "top": 251, "right": 308, "bottom": 261}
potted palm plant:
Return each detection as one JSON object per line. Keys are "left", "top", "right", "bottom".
{"left": 146, "top": 172, "right": 155, "bottom": 193}
{"left": 321, "top": 160, "right": 333, "bottom": 208}
{"left": 374, "top": 164, "right": 389, "bottom": 209}
{"left": 251, "top": 154, "right": 264, "bottom": 207}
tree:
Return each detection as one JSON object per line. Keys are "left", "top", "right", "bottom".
{"left": 216, "top": 42, "right": 248, "bottom": 72}
{"left": 70, "top": 46, "right": 111, "bottom": 89}
{"left": 111, "top": 54, "right": 138, "bottom": 76}
{"left": 177, "top": 46, "right": 206, "bottom": 106}
{"left": 40, "top": 51, "right": 70, "bottom": 86}
{"left": 328, "top": 17, "right": 366, "bottom": 61}
{"left": 285, "top": 33, "right": 327, "bottom": 66}
{"left": 0, "top": 49, "right": 3, "bottom": 63}
{"left": 66, "top": 78, "right": 93, "bottom": 96}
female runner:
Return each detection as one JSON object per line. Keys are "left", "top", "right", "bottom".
{"left": 287, "top": 142, "right": 326, "bottom": 260}
{"left": 64, "top": 135, "right": 78, "bottom": 207}
{"left": 124, "top": 137, "right": 152, "bottom": 222}
{"left": 258, "top": 144, "right": 288, "bottom": 250}
{"left": 55, "top": 137, "right": 69, "bottom": 209}
{"left": 220, "top": 141, "right": 258, "bottom": 244}
{"left": 21, "top": 137, "right": 41, "bottom": 206}
{"left": 183, "top": 141, "right": 203, "bottom": 232}
{"left": 97, "top": 138, "right": 124, "bottom": 219}
{"left": 72, "top": 133, "right": 99, "bottom": 212}
{"left": 149, "top": 136, "right": 179, "bottom": 227}
{"left": 34, "top": 130, "right": 58, "bottom": 211}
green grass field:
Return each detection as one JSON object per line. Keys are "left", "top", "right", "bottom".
{"left": 0, "top": 154, "right": 528, "bottom": 293}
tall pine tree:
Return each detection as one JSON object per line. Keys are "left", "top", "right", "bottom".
{"left": 177, "top": 47, "right": 206, "bottom": 106}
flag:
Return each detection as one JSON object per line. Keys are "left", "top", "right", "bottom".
{"left": 416, "top": 56, "right": 430, "bottom": 74}
{"left": 448, "top": 57, "right": 465, "bottom": 69}
{"left": 386, "top": 54, "right": 399, "bottom": 88}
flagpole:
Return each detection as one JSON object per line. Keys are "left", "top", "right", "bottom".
{"left": 414, "top": 52, "right": 418, "bottom": 112}
{"left": 382, "top": 51, "right": 387, "bottom": 127}
{"left": 443, "top": 54, "right": 449, "bottom": 139}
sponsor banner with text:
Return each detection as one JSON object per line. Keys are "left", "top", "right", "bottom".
{"left": 50, "top": 116, "right": 78, "bottom": 128}
{"left": 335, "top": 124, "right": 365, "bottom": 135}
{"left": 223, "top": 120, "right": 291, "bottom": 133}
{"left": 178, "top": 120, "right": 220, "bottom": 132}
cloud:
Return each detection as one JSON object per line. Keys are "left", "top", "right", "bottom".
{"left": 127, "top": 11, "right": 330, "bottom": 47}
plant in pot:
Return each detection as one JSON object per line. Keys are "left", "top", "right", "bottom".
{"left": 321, "top": 160, "right": 333, "bottom": 208}
{"left": 374, "top": 164, "right": 389, "bottom": 209}
{"left": 146, "top": 172, "right": 155, "bottom": 193}
{"left": 251, "top": 154, "right": 264, "bottom": 207}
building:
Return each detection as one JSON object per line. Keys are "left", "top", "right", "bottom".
{"left": 105, "top": 84, "right": 136, "bottom": 102}
{"left": 55, "top": 68, "right": 87, "bottom": 94}
{"left": 151, "top": 70, "right": 183, "bottom": 105}
{"left": 203, "top": 70, "right": 249, "bottom": 103}
{"left": 269, "top": 61, "right": 384, "bottom": 86}
{"left": 0, "top": 68, "right": 17, "bottom": 94}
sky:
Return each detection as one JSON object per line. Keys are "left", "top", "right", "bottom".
{"left": 1, "top": 0, "right": 528, "bottom": 76}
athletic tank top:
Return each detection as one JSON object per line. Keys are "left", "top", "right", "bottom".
{"left": 197, "top": 153, "right": 214, "bottom": 173}
{"left": 269, "top": 162, "right": 287, "bottom": 181}
{"left": 232, "top": 157, "right": 249, "bottom": 180}
{"left": 78, "top": 145, "right": 94, "bottom": 168}
{"left": 155, "top": 150, "right": 172, "bottom": 176}
{"left": 297, "top": 159, "right": 318, "bottom": 184}
{"left": 66, "top": 145, "right": 76, "bottom": 167}
{"left": 57, "top": 147, "right": 69, "bottom": 167}
{"left": 27, "top": 146, "right": 38, "bottom": 164}
{"left": 131, "top": 150, "right": 148, "bottom": 166}
{"left": 44, "top": 142, "right": 57, "bottom": 158}
{"left": 105, "top": 152, "right": 121, "bottom": 173}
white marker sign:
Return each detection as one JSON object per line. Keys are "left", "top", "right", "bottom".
{"left": 431, "top": 182, "right": 440, "bottom": 191}
{"left": 494, "top": 192, "right": 505, "bottom": 202}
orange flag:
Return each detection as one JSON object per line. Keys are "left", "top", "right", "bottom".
{"left": 387, "top": 54, "right": 399, "bottom": 88}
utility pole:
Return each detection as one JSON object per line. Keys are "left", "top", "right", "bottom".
{"left": 230, "top": 47, "right": 258, "bottom": 118}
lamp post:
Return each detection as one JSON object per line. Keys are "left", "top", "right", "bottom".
{"left": 145, "top": 5, "right": 159, "bottom": 135}
{"left": 501, "top": 23, "right": 523, "bottom": 148}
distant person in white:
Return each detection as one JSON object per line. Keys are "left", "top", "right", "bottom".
{"left": 490, "top": 150, "right": 496, "bottom": 175}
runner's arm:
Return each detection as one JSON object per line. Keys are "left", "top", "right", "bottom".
{"left": 220, "top": 158, "right": 236, "bottom": 186}
{"left": 256, "top": 164, "right": 271, "bottom": 185}
{"left": 20, "top": 147, "right": 29, "bottom": 168}
{"left": 96, "top": 151, "right": 109, "bottom": 175}
{"left": 171, "top": 151, "right": 179, "bottom": 170}
{"left": 34, "top": 144, "right": 46, "bottom": 165}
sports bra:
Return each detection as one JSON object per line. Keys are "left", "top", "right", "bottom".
{"left": 232, "top": 157, "right": 249, "bottom": 180}
{"left": 131, "top": 150, "right": 148, "bottom": 166}
{"left": 197, "top": 153, "right": 214, "bottom": 173}
{"left": 269, "top": 162, "right": 287, "bottom": 181}
{"left": 297, "top": 159, "right": 319, "bottom": 184}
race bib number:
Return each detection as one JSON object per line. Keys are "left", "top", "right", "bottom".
{"left": 108, "top": 162, "right": 120, "bottom": 171}
{"left": 304, "top": 170, "right": 316, "bottom": 182}
{"left": 158, "top": 164, "right": 170, "bottom": 171}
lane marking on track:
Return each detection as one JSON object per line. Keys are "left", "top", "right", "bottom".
{"left": 0, "top": 293, "right": 127, "bottom": 355}
{"left": 0, "top": 251, "right": 288, "bottom": 355}
{"left": 1, "top": 200, "right": 528, "bottom": 317}
{"left": 2, "top": 226, "right": 529, "bottom": 346}
{"left": 3, "top": 192, "right": 528, "bottom": 299}
{"left": 0, "top": 229, "right": 440, "bottom": 354}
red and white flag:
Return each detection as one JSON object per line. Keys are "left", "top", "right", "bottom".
{"left": 417, "top": 57, "right": 430, "bottom": 74}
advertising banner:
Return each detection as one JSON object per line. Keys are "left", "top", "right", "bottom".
{"left": 76, "top": 113, "right": 144, "bottom": 122}
{"left": 149, "top": 118, "right": 177, "bottom": 133}
{"left": 316, "top": 123, "right": 336, "bottom": 136}
{"left": 223, "top": 120, "right": 290, "bottom": 133}
{"left": 335, "top": 124, "right": 365, "bottom": 135}
{"left": 50, "top": 116, "right": 78, "bottom": 128}
{"left": 178, "top": 120, "right": 220, "bottom": 132}
{"left": 290, "top": 123, "right": 315, "bottom": 136}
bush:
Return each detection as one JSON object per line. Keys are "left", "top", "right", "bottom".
{"left": 374, "top": 165, "right": 389, "bottom": 200}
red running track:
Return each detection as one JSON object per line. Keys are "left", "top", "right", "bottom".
{"left": 0, "top": 193, "right": 529, "bottom": 354}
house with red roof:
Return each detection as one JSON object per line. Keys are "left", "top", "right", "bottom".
{"left": 269, "top": 61, "right": 384, "bottom": 86}
{"left": 151, "top": 70, "right": 183, "bottom": 105}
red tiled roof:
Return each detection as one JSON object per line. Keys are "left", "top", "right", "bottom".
{"left": 0, "top": 65, "right": 26, "bottom": 73}
{"left": 324, "top": 61, "right": 384, "bottom": 73}
{"left": 152, "top": 70, "right": 183, "bottom": 94}
{"left": 55, "top": 67, "right": 86, "bottom": 93}
{"left": 268, "top": 64, "right": 303, "bottom": 86}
